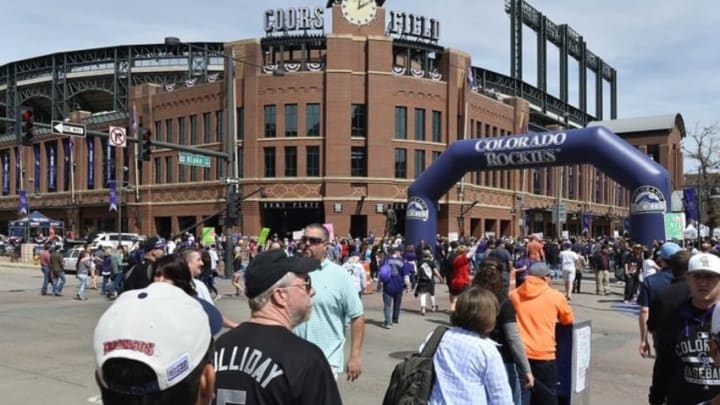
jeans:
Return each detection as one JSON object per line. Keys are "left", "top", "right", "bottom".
{"left": 77, "top": 273, "right": 88, "bottom": 299}
{"left": 101, "top": 274, "right": 111, "bottom": 295}
{"left": 383, "top": 292, "right": 403, "bottom": 325}
{"left": 108, "top": 273, "right": 123, "bottom": 296}
{"left": 521, "top": 359, "right": 557, "bottom": 405}
{"left": 52, "top": 271, "right": 66, "bottom": 295}
{"left": 40, "top": 265, "right": 50, "bottom": 294}
{"left": 624, "top": 273, "right": 639, "bottom": 301}
{"left": 505, "top": 362, "right": 522, "bottom": 405}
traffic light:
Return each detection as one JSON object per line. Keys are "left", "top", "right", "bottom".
{"left": 235, "top": 192, "right": 243, "bottom": 216}
{"left": 140, "top": 128, "right": 152, "bottom": 161}
{"left": 21, "top": 110, "right": 33, "bottom": 145}
{"left": 227, "top": 192, "right": 242, "bottom": 219}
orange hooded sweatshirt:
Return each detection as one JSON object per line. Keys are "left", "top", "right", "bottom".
{"left": 509, "top": 276, "right": 575, "bottom": 360}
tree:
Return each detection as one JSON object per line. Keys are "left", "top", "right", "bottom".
{"left": 682, "top": 123, "right": 720, "bottom": 226}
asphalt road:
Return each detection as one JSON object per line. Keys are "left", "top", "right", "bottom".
{"left": 0, "top": 261, "right": 653, "bottom": 404}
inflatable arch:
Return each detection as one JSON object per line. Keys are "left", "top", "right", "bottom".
{"left": 406, "top": 126, "right": 670, "bottom": 247}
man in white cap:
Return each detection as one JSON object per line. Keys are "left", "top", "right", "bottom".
{"left": 94, "top": 282, "right": 221, "bottom": 405}
{"left": 649, "top": 252, "right": 720, "bottom": 405}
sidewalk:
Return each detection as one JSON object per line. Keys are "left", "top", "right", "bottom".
{"left": 0, "top": 256, "right": 38, "bottom": 270}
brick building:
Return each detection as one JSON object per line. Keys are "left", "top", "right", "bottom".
{"left": 0, "top": 2, "right": 686, "bottom": 241}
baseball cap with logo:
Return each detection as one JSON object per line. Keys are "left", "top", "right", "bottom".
{"left": 94, "top": 282, "right": 217, "bottom": 395}
{"left": 688, "top": 253, "right": 720, "bottom": 275}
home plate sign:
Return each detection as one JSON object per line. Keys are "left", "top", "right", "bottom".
{"left": 109, "top": 126, "right": 127, "bottom": 147}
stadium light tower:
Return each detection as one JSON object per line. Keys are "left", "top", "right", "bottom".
{"left": 163, "top": 37, "right": 283, "bottom": 277}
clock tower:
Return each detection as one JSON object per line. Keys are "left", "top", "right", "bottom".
{"left": 328, "top": 0, "right": 387, "bottom": 36}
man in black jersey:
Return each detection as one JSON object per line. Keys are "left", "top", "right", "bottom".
{"left": 650, "top": 252, "right": 720, "bottom": 405}
{"left": 213, "top": 249, "right": 342, "bottom": 405}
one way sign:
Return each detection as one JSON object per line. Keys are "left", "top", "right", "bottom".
{"left": 52, "top": 121, "right": 86, "bottom": 137}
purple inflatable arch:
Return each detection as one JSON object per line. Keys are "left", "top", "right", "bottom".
{"left": 406, "top": 126, "right": 670, "bottom": 247}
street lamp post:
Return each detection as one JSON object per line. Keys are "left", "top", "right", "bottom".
{"left": 163, "top": 37, "right": 283, "bottom": 278}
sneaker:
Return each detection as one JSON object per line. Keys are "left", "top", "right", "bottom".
{"left": 383, "top": 323, "right": 392, "bottom": 329}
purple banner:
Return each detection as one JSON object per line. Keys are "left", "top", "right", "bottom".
{"left": 105, "top": 139, "right": 111, "bottom": 186}
{"left": 87, "top": 137, "right": 94, "bottom": 189}
{"left": 523, "top": 209, "right": 531, "bottom": 234}
{"left": 109, "top": 180, "right": 117, "bottom": 212}
{"left": 582, "top": 212, "right": 592, "bottom": 234}
{"left": 48, "top": 143, "right": 56, "bottom": 191}
{"left": 683, "top": 187, "right": 698, "bottom": 221}
{"left": 64, "top": 139, "right": 71, "bottom": 191}
{"left": 15, "top": 147, "right": 20, "bottom": 191}
{"left": 19, "top": 190, "right": 27, "bottom": 215}
{"left": 2, "top": 152, "right": 9, "bottom": 195}
{"left": 33, "top": 144, "right": 40, "bottom": 193}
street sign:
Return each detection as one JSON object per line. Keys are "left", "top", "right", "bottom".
{"left": 178, "top": 152, "right": 211, "bottom": 168}
{"left": 108, "top": 126, "right": 127, "bottom": 147}
{"left": 223, "top": 177, "right": 240, "bottom": 185}
{"left": 52, "top": 120, "right": 86, "bottom": 137}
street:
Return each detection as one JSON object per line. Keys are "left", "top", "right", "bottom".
{"left": 0, "top": 260, "right": 653, "bottom": 404}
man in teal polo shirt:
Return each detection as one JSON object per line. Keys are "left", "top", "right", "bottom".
{"left": 294, "top": 223, "right": 365, "bottom": 381}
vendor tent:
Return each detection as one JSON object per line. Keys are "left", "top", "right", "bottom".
{"left": 8, "top": 211, "right": 64, "bottom": 241}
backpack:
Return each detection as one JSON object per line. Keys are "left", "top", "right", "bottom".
{"left": 378, "top": 263, "right": 392, "bottom": 283}
{"left": 382, "top": 326, "right": 449, "bottom": 405}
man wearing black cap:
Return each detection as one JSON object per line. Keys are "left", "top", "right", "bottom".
{"left": 213, "top": 249, "right": 342, "bottom": 404}
{"left": 122, "top": 237, "right": 166, "bottom": 293}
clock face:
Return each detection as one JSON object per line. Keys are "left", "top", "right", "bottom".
{"left": 341, "top": 0, "right": 377, "bottom": 26}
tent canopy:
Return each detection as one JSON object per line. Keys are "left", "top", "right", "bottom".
{"left": 8, "top": 211, "right": 64, "bottom": 239}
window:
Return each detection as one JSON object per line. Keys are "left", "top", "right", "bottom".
{"left": 568, "top": 166, "right": 575, "bottom": 199}
{"left": 285, "top": 104, "right": 298, "bottom": 137}
{"left": 165, "top": 157, "right": 173, "bottom": 183}
{"left": 203, "top": 112, "right": 211, "bottom": 143}
{"left": 545, "top": 168, "right": 552, "bottom": 196}
{"left": 178, "top": 166, "right": 186, "bottom": 182}
{"left": 414, "top": 108, "right": 425, "bottom": 141}
{"left": 264, "top": 105, "right": 276, "bottom": 137}
{"left": 351, "top": 104, "right": 366, "bottom": 137}
{"left": 236, "top": 147, "right": 243, "bottom": 178}
{"left": 264, "top": 147, "right": 276, "bottom": 177}
{"left": 307, "top": 103, "right": 320, "bottom": 136}
{"left": 190, "top": 115, "right": 197, "bottom": 144}
{"left": 351, "top": 147, "right": 367, "bottom": 177}
{"left": 178, "top": 117, "right": 186, "bottom": 145}
{"left": 285, "top": 146, "right": 297, "bottom": 177}
{"left": 533, "top": 168, "right": 541, "bottom": 194}
{"left": 394, "top": 148, "right": 407, "bottom": 178}
{"left": 216, "top": 156, "right": 224, "bottom": 180}
{"left": 432, "top": 111, "right": 442, "bottom": 142}
{"left": 155, "top": 157, "right": 162, "bottom": 184}
{"left": 578, "top": 167, "right": 584, "bottom": 200}
{"left": 154, "top": 121, "right": 162, "bottom": 143}
{"left": 395, "top": 107, "right": 407, "bottom": 139}
{"left": 414, "top": 150, "right": 425, "bottom": 177}
{"left": 165, "top": 119, "right": 173, "bottom": 143}
{"left": 432, "top": 151, "right": 441, "bottom": 162}
{"left": 190, "top": 166, "right": 197, "bottom": 182}
{"left": 216, "top": 111, "right": 224, "bottom": 142}
{"left": 236, "top": 108, "right": 243, "bottom": 140}
{"left": 306, "top": 146, "right": 320, "bottom": 176}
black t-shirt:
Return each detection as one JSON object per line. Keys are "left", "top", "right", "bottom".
{"left": 213, "top": 323, "right": 342, "bottom": 405}
{"left": 489, "top": 299, "right": 517, "bottom": 363}
{"left": 647, "top": 279, "right": 689, "bottom": 334}
{"left": 122, "top": 260, "right": 153, "bottom": 293}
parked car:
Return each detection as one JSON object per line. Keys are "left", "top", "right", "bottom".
{"left": 90, "top": 233, "right": 142, "bottom": 250}
{"left": 62, "top": 248, "right": 84, "bottom": 273}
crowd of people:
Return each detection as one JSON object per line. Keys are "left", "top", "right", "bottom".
{"left": 66, "top": 223, "right": 720, "bottom": 404}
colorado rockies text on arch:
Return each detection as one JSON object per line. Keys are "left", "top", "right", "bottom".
{"left": 474, "top": 132, "right": 567, "bottom": 167}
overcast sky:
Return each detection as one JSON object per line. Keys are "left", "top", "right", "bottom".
{"left": 2, "top": 0, "right": 717, "bottom": 170}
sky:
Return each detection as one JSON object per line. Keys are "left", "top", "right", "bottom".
{"left": 1, "top": 0, "right": 718, "bottom": 170}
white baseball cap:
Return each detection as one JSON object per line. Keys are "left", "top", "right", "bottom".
{"left": 94, "top": 282, "right": 216, "bottom": 395}
{"left": 688, "top": 253, "right": 720, "bottom": 275}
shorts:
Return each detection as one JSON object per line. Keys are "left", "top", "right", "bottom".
{"left": 563, "top": 269, "right": 576, "bottom": 283}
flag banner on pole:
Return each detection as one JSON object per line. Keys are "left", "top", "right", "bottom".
{"left": 15, "top": 147, "right": 20, "bottom": 191}
{"left": 582, "top": 212, "right": 592, "bottom": 234}
{"left": 87, "top": 137, "right": 94, "bottom": 188}
{"left": 109, "top": 180, "right": 117, "bottom": 212}
{"left": 48, "top": 144, "right": 56, "bottom": 191}
{"left": 19, "top": 190, "right": 27, "bottom": 215}
{"left": 33, "top": 144, "right": 40, "bottom": 194}
{"left": 683, "top": 187, "right": 698, "bottom": 222}
{"left": 2, "top": 152, "right": 9, "bottom": 195}
{"left": 466, "top": 60, "right": 476, "bottom": 90}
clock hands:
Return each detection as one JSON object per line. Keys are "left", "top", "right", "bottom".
{"left": 358, "top": 0, "right": 373, "bottom": 10}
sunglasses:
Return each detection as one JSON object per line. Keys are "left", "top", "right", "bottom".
{"left": 283, "top": 275, "right": 313, "bottom": 294}
{"left": 301, "top": 236, "right": 325, "bottom": 245}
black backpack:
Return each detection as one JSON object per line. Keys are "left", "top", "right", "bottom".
{"left": 382, "top": 326, "right": 449, "bottom": 405}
